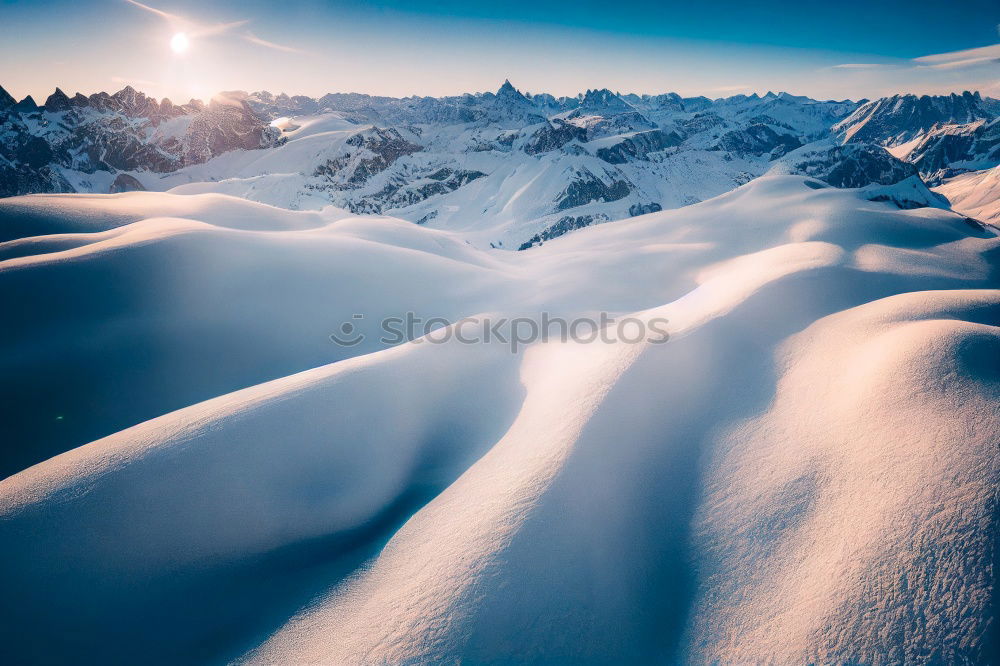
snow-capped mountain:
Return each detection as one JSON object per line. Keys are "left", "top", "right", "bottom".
{"left": 826, "top": 91, "right": 1000, "bottom": 224}
{"left": 895, "top": 117, "right": 1000, "bottom": 180}
{"left": 2, "top": 82, "right": 998, "bottom": 247}
{"left": 833, "top": 91, "right": 992, "bottom": 146}
{"left": 0, "top": 84, "right": 281, "bottom": 197}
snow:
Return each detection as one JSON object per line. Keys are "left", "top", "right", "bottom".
{"left": 0, "top": 175, "right": 999, "bottom": 663}
{"left": 886, "top": 134, "right": 924, "bottom": 160}
{"left": 935, "top": 165, "right": 1000, "bottom": 224}
{"left": 110, "top": 98, "right": 833, "bottom": 248}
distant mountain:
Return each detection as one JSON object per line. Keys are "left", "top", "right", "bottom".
{"left": 826, "top": 92, "right": 1000, "bottom": 214}
{"left": 833, "top": 92, "right": 991, "bottom": 146}
{"left": 2, "top": 82, "right": 998, "bottom": 247}
{"left": 0, "top": 84, "right": 281, "bottom": 197}
{"left": 896, "top": 117, "right": 1000, "bottom": 180}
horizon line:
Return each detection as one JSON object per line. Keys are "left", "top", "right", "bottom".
{"left": 4, "top": 81, "right": 994, "bottom": 109}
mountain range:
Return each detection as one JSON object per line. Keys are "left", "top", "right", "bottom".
{"left": 3, "top": 81, "right": 998, "bottom": 247}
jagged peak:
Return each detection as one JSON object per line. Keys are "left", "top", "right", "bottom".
{"left": 15, "top": 94, "right": 37, "bottom": 111}
{"left": 495, "top": 79, "right": 531, "bottom": 104}
{"left": 870, "top": 90, "right": 985, "bottom": 103}
{"left": 111, "top": 85, "right": 145, "bottom": 105}
{"left": 43, "top": 87, "right": 71, "bottom": 110}
{"left": 0, "top": 84, "right": 15, "bottom": 109}
{"left": 580, "top": 88, "right": 626, "bottom": 105}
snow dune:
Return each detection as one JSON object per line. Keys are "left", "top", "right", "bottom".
{"left": 1, "top": 176, "right": 999, "bottom": 663}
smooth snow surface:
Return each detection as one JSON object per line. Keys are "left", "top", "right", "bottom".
{"left": 1, "top": 176, "right": 999, "bottom": 664}
{"left": 936, "top": 166, "right": 1000, "bottom": 224}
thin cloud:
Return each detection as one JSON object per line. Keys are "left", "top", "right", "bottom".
{"left": 242, "top": 31, "right": 303, "bottom": 54}
{"left": 111, "top": 75, "right": 159, "bottom": 88}
{"left": 123, "top": 0, "right": 179, "bottom": 22}
{"left": 918, "top": 56, "right": 1000, "bottom": 70}
{"left": 913, "top": 43, "right": 1000, "bottom": 69}
{"left": 122, "top": 0, "right": 247, "bottom": 38}
{"left": 831, "top": 63, "right": 889, "bottom": 70}
{"left": 194, "top": 20, "right": 250, "bottom": 38}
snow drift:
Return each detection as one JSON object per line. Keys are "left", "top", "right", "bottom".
{"left": 1, "top": 175, "right": 999, "bottom": 663}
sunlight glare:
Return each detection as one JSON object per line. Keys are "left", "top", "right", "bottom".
{"left": 170, "top": 33, "right": 189, "bottom": 54}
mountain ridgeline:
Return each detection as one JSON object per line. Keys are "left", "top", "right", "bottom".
{"left": 1, "top": 81, "right": 997, "bottom": 247}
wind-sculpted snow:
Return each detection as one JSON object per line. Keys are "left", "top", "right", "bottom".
{"left": 1, "top": 176, "right": 999, "bottom": 663}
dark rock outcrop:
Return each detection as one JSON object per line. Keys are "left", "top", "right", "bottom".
{"left": 556, "top": 170, "right": 631, "bottom": 210}
{"left": 109, "top": 173, "right": 146, "bottom": 193}
{"left": 777, "top": 142, "right": 919, "bottom": 188}
{"left": 628, "top": 202, "right": 662, "bottom": 216}
{"left": 0, "top": 86, "right": 15, "bottom": 112}
{"left": 524, "top": 119, "right": 589, "bottom": 155}
{"left": 518, "top": 213, "right": 610, "bottom": 249}
{"left": 597, "top": 129, "right": 683, "bottom": 163}
{"left": 43, "top": 88, "right": 72, "bottom": 112}
{"left": 315, "top": 127, "right": 421, "bottom": 187}
{"left": 714, "top": 124, "right": 801, "bottom": 157}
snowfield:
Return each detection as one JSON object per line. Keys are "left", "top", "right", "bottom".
{"left": 1, "top": 175, "right": 999, "bottom": 663}
{"left": 936, "top": 165, "right": 1000, "bottom": 225}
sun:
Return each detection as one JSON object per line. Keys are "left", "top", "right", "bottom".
{"left": 170, "top": 32, "right": 189, "bottom": 54}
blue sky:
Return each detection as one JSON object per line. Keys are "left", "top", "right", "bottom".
{"left": 1, "top": 0, "right": 997, "bottom": 102}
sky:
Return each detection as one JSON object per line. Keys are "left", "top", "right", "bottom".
{"left": 1, "top": 0, "right": 998, "bottom": 103}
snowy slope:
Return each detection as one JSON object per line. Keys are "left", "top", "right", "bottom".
{"left": 935, "top": 165, "right": 1000, "bottom": 224}
{"left": 1, "top": 176, "right": 999, "bottom": 663}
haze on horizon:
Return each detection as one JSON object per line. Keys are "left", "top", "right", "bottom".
{"left": 1, "top": 0, "right": 998, "bottom": 104}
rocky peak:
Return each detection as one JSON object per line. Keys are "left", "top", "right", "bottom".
{"left": 14, "top": 95, "right": 37, "bottom": 112}
{"left": 44, "top": 87, "right": 71, "bottom": 112}
{"left": 112, "top": 85, "right": 138, "bottom": 103}
{"left": 497, "top": 79, "right": 518, "bottom": 95}
{"left": 494, "top": 79, "right": 533, "bottom": 105}
{"left": 579, "top": 88, "right": 633, "bottom": 114}
{"left": 489, "top": 79, "right": 544, "bottom": 124}
{"left": 111, "top": 85, "right": 159, "bottom": 117}
{"left": 87, "top": 91, "right": 120, "bottom": 113}
{"left": 0, "top": 85, "right": 15, "bottom": 111}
